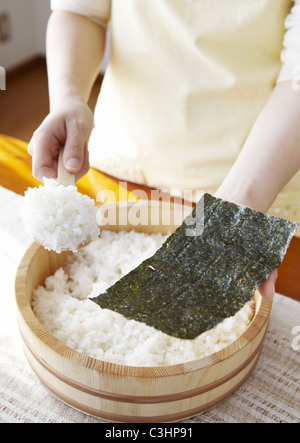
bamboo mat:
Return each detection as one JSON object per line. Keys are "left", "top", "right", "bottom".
{"left": 0, "top": 185, "right": 299, "bottom": 423}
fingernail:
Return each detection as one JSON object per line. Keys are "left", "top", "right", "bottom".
{"left": 66, "top": 158, "right": 80, "bottom": 171}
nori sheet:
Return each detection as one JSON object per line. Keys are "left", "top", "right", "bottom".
{"left": 91, "top": 194, "right": 299, "bottom": 339}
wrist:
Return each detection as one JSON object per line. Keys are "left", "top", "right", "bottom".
{"left": 214, "top": 183, "right": 271, "bottom": 214}
{"left": 49, "top": 81, "right": 88, "bottom": 113}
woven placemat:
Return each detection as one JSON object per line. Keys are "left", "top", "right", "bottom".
{"left": 0, "top": 294, "right": 299, "bottom": 423}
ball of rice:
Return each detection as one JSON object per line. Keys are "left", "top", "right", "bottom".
{"left": 22, "top": 178, "right": 100, "bottom": 253}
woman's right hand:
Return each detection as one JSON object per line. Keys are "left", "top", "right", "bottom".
{"left": 28, "top": 97, "right": 94, "bottom": 182}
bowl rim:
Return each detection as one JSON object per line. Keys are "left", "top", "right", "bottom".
{"left": 15, "top": 238, "right": 273, "bottom": 378}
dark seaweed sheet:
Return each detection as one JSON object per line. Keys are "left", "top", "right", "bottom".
{"left": 91, "top": 194, "right": 298, "bottom": 339}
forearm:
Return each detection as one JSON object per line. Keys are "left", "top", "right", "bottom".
{"left": 46, "top": 10, "right": 106, "bottom": 111}
{"left": 216, "top": 81, "right": 300, "bottom": 213}
{"left": 28, "top": 10, "right": 106, "bottom": 180}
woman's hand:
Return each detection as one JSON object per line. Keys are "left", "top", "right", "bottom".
{"left": 258, "top": 269, "right": 278, "bottom": 300}
{"left": 214, "top": 191, "right": 278, "bottom": 301}
{"left": 28, "top": 9, "right": 106, "bottom": 182}
{"left": 28, "top": 98, "right": 94, "bottom": 182}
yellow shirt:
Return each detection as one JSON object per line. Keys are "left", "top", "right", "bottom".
{"left": 52, "top": 0, "right": 300, "bottom": 226}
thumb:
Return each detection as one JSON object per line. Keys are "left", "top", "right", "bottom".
{"left": 259, "top": 269, "right": 278, "bottom": 300}
{"left": 63, "top": 121, "right": 89, "bottom": 173}
{"left": 63, "top": 142, "right": 85, "bottom": 173}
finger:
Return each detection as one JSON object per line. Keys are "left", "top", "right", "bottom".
{"left": 75, "top": 142, "right": 90, "bottom": 181}
{"left": 63, "top": 118, "right": 90, "bottom": 173}
{"left": 27, "top": 139, "right": 34, "bottom": 156}
{"left": 258, "top": 269, "right": 278, "bottom": 300}
{"left": 28, "top": 114, "right": 68, "bottom": 181}
{"left": 31, "top": 133, "right": 61, "bottom": 182}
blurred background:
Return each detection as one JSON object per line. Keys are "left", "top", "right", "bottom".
{"left": 0, "top": 0, "right": 51, "bottom": 141}
{"left": 0, "top": 0, "right": 50, "bottom": 71}
{"left": 0, "top": 0, "right": 106, "bottom": 142}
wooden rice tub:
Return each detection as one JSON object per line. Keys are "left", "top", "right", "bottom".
{"left": 15, "top": 200, "right": 273, "bottom": 422}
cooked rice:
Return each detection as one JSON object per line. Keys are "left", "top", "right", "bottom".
{"left": 32, "top": 230, "right": 255, "bottom": 366}
{"left": 22, "top": 178, "right": 100, "bottom": 253}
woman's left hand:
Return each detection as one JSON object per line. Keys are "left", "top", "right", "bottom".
{"left": 214, "top": 190, "right": 278, "bottom": 301}
{"left": 258, "top": 269, "right": 278, "bottom": 300}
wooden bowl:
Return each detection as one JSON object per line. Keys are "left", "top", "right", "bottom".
{"left": 15, "top": 200, "right": 273, "bottom": 423}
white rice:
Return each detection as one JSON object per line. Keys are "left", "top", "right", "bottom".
{"left": 22, "top": 178, "right": 100, "bottom": 253}
{"left": 32, "top": 230, "right": 255, "bottom": 367}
